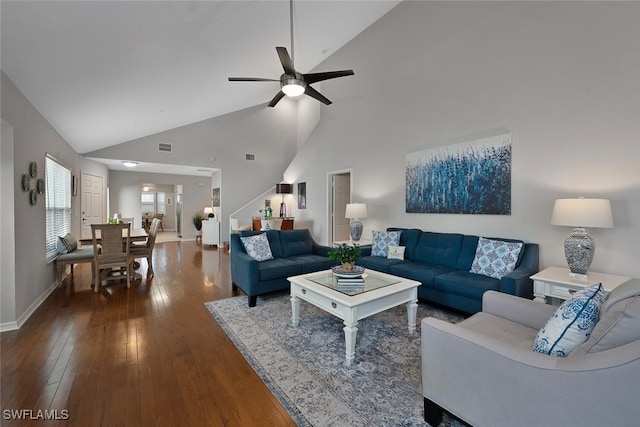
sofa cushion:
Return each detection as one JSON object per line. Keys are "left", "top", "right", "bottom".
{"left": 434, "top": 271, "right": 501, "bottom": 301}
{"left": 533, "top": 283, "right": 606, "bottom": 357}
{"left": 389, "top": 261, "right": 454, "bottom": 289}
{"left": 257, "top": 258, "right": 302, "bottom": 281}
{"left": 240, "top": 233, "right": 274, "bottom": 261}
{"left": 359, "top": 256, "right": 405, "bottom": 273}
{"left": 57, "top": 233, "right": 78, "bottom": 254}
{"left": 572, "top": 296, "right": 640, "bottom": 355}
{"left": 388, "top": 228, "right": 422, "bottom": 261}
{"left": 600, "top": 279, "right": 640, "bottom": 315}
{"left": 279, "top": 229, "right": 313, "bottom": 257}
{"left": 413, "top": 232, "right": 464, "bottom": 269}
{"left": 371, "top": 230, "right": 402, "bottom": 257}
{"left": 470, "top": 237, "right": 523, "bottom": 279}
{"left": 288, "top": 254, "right": 336, "bottom": 274}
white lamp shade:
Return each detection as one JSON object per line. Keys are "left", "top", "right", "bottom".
{"left": 204, "top": 207, "right": 214, "bottom": 215}
{"left": 345, "top": 203, "right": 367, "bottom": 219}
{"left": 551, "top": 198, "right": 614, "bottom": 228}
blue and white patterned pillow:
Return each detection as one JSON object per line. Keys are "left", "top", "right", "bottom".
{"left": 371, "top": 230, "right": 402, "bottom": 257}
{"left": 533, "top": 283, "right": 606, "bottom": 357}
{"left": 470, "top": 237, "right": 523, "bottom": 279}
{"left": 240, "top": 233, "right": 274, "bottom": 262}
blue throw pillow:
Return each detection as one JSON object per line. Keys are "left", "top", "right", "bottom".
{"left": 371, "top": 230, "right": 402, "bottom": 257}
{"left": 240, "top": 233, "right": 274, "bottom": 262}
{"left": 470, "top": 237, "right": 523, "bottom": 279}
{"left": 533, "top": 283, "right": 606, "bottom": 357}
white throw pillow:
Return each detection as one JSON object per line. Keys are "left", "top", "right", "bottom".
{"left": 387, "top": 246, "right": 405, "bottom": 260}
{"left": 470, "top": 237, "right": 523, "bottom": 279}
{"left": 57, "top": 233, "right": 78, "bottom": 254}
{"left": 533, "top": 283, "right": 606, "bottom": 357}
{"left": 371, "top": 230, "right": 402, "bottom": 257}
{"left": 240, "top": 233, "right": 274, "bottom": 262}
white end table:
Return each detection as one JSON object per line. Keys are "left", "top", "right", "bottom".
{"left": 531, "top": 266, "right": 630, "bottom": 304}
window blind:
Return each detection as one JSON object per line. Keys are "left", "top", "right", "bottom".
{"left": 45, "top": 156, "right": 71, "bottom": 261}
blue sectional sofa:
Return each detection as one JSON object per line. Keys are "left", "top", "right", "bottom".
{"left": 358, "top": 228, "right": 539, "bottom": 314}
{"left": 230, "top": 229, "right": 336, "bottom": 307}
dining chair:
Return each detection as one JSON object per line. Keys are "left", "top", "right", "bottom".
{"left": 131, "top": 218, "right": 160, "bottom": 277}
{"left": 153, "top": 213, "right": 164, "bottom": 231}
{"left": 121, "top": 217, "right": 134, "bottom": 225}
{"left": 91, "top": 223, "right": 132, "bottom": 292}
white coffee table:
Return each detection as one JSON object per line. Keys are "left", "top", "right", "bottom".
{"left": 288, "top": 269, "right": 420, "bottom": 366}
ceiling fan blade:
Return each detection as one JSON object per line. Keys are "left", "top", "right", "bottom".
{"left": 303, "top": 70, "right": 354, "bottom": 84}
{"left": 276, "top": 47, "right": 296, "bottom": 76}
{"left": 268, "top": 91, "right": 286, "bottom": 107}
{"left": 304, "top": 86, "right": 332, "bottom": 105}
{"left": 228, "top": 77, "right": 279, "bottom": 82}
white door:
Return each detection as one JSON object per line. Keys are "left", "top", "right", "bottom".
{"left": 81, "top": 173, "right": 104, "bottom": 239}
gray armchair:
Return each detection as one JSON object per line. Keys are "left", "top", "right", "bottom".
{"left": 421, "top": 280, "right": 640, "bottom": 427}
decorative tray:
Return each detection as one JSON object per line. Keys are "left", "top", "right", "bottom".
{"left": 331, "top": 265, "right": 365, "bottom": 278}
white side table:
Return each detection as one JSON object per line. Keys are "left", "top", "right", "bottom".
{"left": 202, "top": 219, "right": 220, "bottom": 247}
{"left": 531, "top": 266, "right": 630, "bottom": 304}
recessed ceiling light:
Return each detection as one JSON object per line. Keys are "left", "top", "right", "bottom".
{"left": 122, "top": 161, "right": 138, "bottom": 167}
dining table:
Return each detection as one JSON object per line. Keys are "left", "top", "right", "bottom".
{"left": 79, "top": 227, "right": 149, "bottom": 280}
{"left": 79, "top": 227, "right": 148, "bottom": 246}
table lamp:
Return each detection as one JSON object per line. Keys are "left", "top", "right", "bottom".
{"left": 276, "top": 183, "right": 292, "bottom": 218}
{"left": 345, "top": 203, "right": 367, "bottom": 242}
{"left": 551, "top": 197, "right": 613, "bottom": 278}
{"left": 204, "top": 207, "right": 214, "bottom": 219}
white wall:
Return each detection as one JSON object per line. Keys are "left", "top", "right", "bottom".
{"left": 1, "top": 71, "right": 108, "bottom": 327}
{"left": 86, "top": 100, "right": 299, "bottom": 243}
{"left": 109, "top": 170, "right": 212, "bottom": 239}
{"left": 1, "top": 120, "right": 16, "bottom": 325}
{"left": 284, "top": 1, "right": 640, "bottom": 278}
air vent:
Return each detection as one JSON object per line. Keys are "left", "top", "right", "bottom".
{"left": 245, "top": 153, "right": 255, "bottom": 161}
{"left": 158, "top": 142, "right": 173, "bottom": 153}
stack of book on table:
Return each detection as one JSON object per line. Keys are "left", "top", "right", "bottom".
{"left": 336, "top": 276, "right": 365, "bottom": 289}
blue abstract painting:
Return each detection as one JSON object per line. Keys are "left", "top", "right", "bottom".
{"left": 406, "top": 133, "right": 511, "bottom": 214}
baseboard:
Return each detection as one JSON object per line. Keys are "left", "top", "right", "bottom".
{"left": 0, "top": 280, "right": 58, "bottom": 332}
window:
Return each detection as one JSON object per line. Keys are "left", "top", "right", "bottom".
{"left": 156, "top": 192, "right": 166, "bottom": 214}
{"left": 45, "top": 156, "right": 71, "bottom": 261}
{"left": 141, "top": 191, "right": 166, "bottom": 214}
{"left": 141, "top": 192, "right": 155, "bottom": 213}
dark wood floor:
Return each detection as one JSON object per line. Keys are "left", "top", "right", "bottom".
{"left": 1, "top": 241, "right": 297, "bottom": 426}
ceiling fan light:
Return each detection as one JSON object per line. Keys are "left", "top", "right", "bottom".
{"left": 281, "top": 78, "right": 306, "bottom": 97}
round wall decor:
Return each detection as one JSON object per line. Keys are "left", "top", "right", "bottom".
{"left": 30, "top": 189, "right": 38, "bottom": 205}
{"left": 30, "top": 161, "right": 38, "bottom": 178}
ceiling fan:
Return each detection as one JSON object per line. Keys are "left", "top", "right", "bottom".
{"left": 228, "top": 0, "right": 354, "bottom": 107}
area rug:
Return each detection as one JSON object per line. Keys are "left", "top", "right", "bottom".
{"left": 205, "top": 293, "right": 466, "bottom": 427}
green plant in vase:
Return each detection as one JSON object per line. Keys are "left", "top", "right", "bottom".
{"left": 328, "top": 243, "right": 362, "bottom": 272}
{"left": 192, "top": 212, "right": 205, "bottom": 232}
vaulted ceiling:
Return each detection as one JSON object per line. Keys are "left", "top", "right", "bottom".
{"left": 1, "top": 1, "right": 400, "bottom": 155}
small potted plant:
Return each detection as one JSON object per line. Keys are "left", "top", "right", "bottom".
{"left": 328, "top": 243, "right": 362, "bottom": 272}
{"left": 192, "top": 212, "right": 205, "bottom": 235}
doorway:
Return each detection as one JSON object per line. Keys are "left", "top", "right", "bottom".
{"left": 328, "top": 170, "right": 351, "bottom": 244}
{"left": 81, "top": 172, "right": 104, "bottom": 240}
